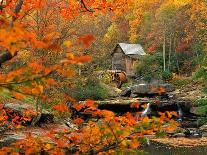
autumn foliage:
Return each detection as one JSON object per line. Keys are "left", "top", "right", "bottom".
{"left": 0, "top": 101, "right": 178, "bottom": 154}
{"left": 0, "top": 0, "right": 194, "bottom": 154}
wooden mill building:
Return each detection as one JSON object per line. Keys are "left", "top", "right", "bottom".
{"left": 111, "top": 43, "right": 146, "bottom": 76}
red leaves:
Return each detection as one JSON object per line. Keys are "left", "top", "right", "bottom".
{"left": 147, "top": 43, "right": 157, "bottom": 54}
{"left": 53, "top": 103, "right": 68, "bottom": 113}
{"left": 176, "top": 41, "right": 189, "bottom": 52}
{"left": 77, "top": 34, "right": 96, "bottom": 48}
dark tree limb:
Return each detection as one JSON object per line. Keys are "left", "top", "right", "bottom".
{"left": 80, "top": 0, "right": 94, "bottom": 12}
{"left": 0, "top": 50, "right": 13, "bottom": 66}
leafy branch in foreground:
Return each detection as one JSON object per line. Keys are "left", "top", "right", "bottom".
{"left": 0, "top": 101, "right": 179, "bottom": 154}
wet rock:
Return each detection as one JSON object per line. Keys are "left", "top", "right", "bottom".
{"left": 131, "top": 83, "right": 151, "bottom": 95}
{"left": 172, "top": 133, "right": 186, "bottom": 138}
{"left": 63, "top": 118, "right": 78, "bottom": 130}
{"left": 0, "top": 126, "right": 7, "bottom": 133}
{"left": 183, "top": 128, "right": 202, "bottom": 138}
{"left": 159, "top": 84, "right": 175, "bottom": 92}
{"left": 199, "top": 125, "right": 207, "bottom": 137}
{"left": 190, "top": 105, "right": 207, "bottom": 116}
{"left": 200, "top": 125, "right": 207, "bottom": 131}
{"left": 121, "top": 87, "right": 131, "bottom": 97}
{"left": 131, "top": 83, "right": 175, "bottom": 97}
{"left": 0, "top": 133, "right": 26, "bottom": 148}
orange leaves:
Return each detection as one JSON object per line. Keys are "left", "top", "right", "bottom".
{"left": 0, "top": 104, "right": 4, "bottom": 110}
{"left": 0, "top": 19, "right": 47, "bottom": 54}
{"left": 158, "top": 87, "right": 166, "bottom": 95}
{"left": 53, "top": 103, "right": 68, "bottom": 113}
{"left": 73, "top": 118, "right": 84, "bottom": 125}
{"left": 74, "top": 55, "right": 92, "bottom": 64}
{"left": 0, "top": 100, "right": 180, "bottom": 154}
{"left": 85, "top": 100, "right": 94, "bottom": 107}
{"left": 141, "top": 116, "right": 151, "bottom": 123}
{"left": 130, "top": 102, "right": 140, "bottom": 109}
{"left": 31, "top": 85, "right": 44, "bottom": 95}
{"left": 28, "top": 62, "right": 44, "bottom": 74}
{"left": 44, "top": 144, "right": 52, "bottom": 151}
{"left": 6, "top": 68, "right": 25, "bottom": 82}
{"left": 130, "top": 140, "right": 140, "bottom": 149}
{"left": 62, "top": 55, "right": 92, "bottom": 65}
{"left": 12, "top": 92, "right": 26, "bottom": 100}
{"left": 72, "top": 103, "right": 84, "bottom": 111}
{"left": 77, "top": 34, "right": 96, "bottom": 48}
{"left": 101, "top": 110, "right": 115, "bottom": 119}
{"left": 45, "top": 78, "right": 56, "bottom": 86}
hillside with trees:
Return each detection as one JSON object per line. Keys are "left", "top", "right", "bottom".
{"left": 0, "top": 0, "right": 207, "bottom": 154}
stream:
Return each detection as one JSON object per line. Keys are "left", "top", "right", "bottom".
{"left": 95, "top": 96, "right": 207, "bottom": 154}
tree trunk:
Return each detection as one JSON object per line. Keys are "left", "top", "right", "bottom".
{"left": 163, "top": 31, "right": 166, "bottom": 72}
{"left": 173, "top": 37, "right": 180, "bottom": 74}
{"left": 168, "top": 33, "right": 172, "bottom": 71}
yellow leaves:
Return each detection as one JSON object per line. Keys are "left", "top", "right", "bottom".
{"left": 64, "top": 41, "right": 72, "bottom": 48}
{"left": 142, "top": 116, "right": 151, "bottom": 123}
{"left": 172, "top": 0, "right": 192, "bottom": 7}
{"left": 44, "top": 144, "right": 52, "bottom": 151}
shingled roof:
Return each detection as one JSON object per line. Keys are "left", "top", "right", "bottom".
{"left": 118, "top": 43, "right": 146, "bottom": 56}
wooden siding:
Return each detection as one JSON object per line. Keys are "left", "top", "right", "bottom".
{"left": 112, "top": 45, "right": 139, "bottom": 76}
{"left": 112, "top": 46, "right": 126, "bottom": 71}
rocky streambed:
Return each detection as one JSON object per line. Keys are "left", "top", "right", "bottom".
{"left": 0, "top": 81, "right": 207, "bottom": 153}
{"left": 93, "top": 82, "right": 207, "bottom": 151}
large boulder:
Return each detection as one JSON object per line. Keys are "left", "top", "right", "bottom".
{"left": 121, "top": 87, "right": 131, "bottom": 97}
{"left": 131, "top": 83, "right": 175, "bottom": 97}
